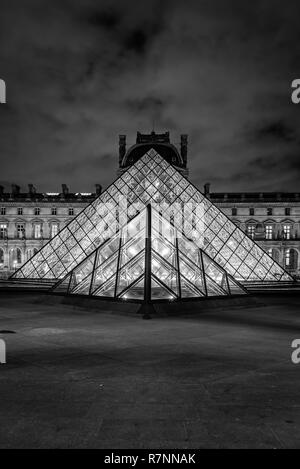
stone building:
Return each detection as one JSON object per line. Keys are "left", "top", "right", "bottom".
{"left": 0, "top": 131, "right": 299, "bottom": 279}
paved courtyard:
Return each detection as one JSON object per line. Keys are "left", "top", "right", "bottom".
{"left": 0, "top": 292, "right": 300, "bottom": 448}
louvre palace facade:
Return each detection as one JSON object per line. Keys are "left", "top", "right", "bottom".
{"left": 0, "top": 131, "right": 299, "bottom": 280}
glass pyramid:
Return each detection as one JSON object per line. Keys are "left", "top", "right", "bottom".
{"left": 11, "top": 149, "right": 293, "bottom": 300}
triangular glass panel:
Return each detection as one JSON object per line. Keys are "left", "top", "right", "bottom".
{"left": 91, "top": 251, "right": 119, "bottom": 294}
{"left": 69, "top": 253, "right": 96, "bottom": 294}
{"left": 180, "top": 276, "right": 205, "bottom": 298}
{"left": 227, "top": 276, "right": 247, "bottom": 295}
{"left": 52, "top": 273, "right": 71, "bottom": 293}
{"left": 151, "top": 252, "right": 179, "bottom": 296}
{"left": 151, "top": 276, "right": 177, "bottom": 300}
{"left": 202, "top": 253, "right": 229, "bottom": 293}
{"left": 118, "top": 276, "right": 145, "bottom": 300}
{"left": 117, "top": 251, "right": 145, "bottom": 296}
{"left": 94, "top": 276, "right": 116, "bottom": 297}
{"left": 178, "top": 254, "right": 205, "bottom": 294}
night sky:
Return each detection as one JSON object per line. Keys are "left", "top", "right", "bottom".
{"left": 0, "top": 0, "right": 300, "bottom": 193}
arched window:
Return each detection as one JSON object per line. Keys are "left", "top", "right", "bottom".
{"left": 16, "top": 248, "right": 22, "bottom": 264}
{"left": 0, "top": 248, "right": 4, "bottom": 265}
{"left": 290, "top": 249, "right": 298, "bottom": 271}
{"left": 11, "top": 248, "right": 22, "bottom": 269}
{"left": 267, "top": 248, "right": 279, "bottom": 263}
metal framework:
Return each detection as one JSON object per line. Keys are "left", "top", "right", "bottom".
{"left": 51, "top": 204, "right": 248, "bottom": 300}
{"left": 11, "top": 149, "right": 293, "bottom": 301}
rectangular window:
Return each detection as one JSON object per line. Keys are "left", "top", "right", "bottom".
{"left": 247, "top": 226, "right": 255, "bottom": 239}
{"left": 51, "top": 224, "right": 59, "bottom": 238}
{"left": 34, "top": 224, "right": 41, "bottom": 239}
{"left": 249, "top": 208, "right": 254, "bottom": 216}
{"left": 232, "top": 208, "right": 237, "bottom": 216}
{"left": 17, "top": 224, "right": 24, "bottom": 239}
{"left": 283, "top": 225, "right": 291, "bottom": 240}
{"left": 285, "top": 249, "right": 290, "bottom": 266}
{"left": 68, "top": 208, "right": 74, "bottom": 216}
{"left": 267, "top": 208, "right": 273, "bottom": 216}
{"left": 285, "top": 207, "right": 291, "bottom": 216}
{"left": 0, "top": 223, "right": 7, "bottom": 239}
{"left": 18, "top": 207, "right": 23, "bottom": 215}
{"left": 265, "top": 225, "right": 273, "bottom": 240}
{"left": 1, "top": 207, "right": 6, "bottom": 215}
{"left": 35, "top": 207, "right": 40, "bottom": 216}
{"left": 51, "top": 207, "right": 57, "bottom": 216}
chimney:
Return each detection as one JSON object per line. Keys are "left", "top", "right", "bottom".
{"left": 28, "top": 184, "right": 36, "bottom": 197}
{"left": 11, "top": 184, "right": 20, "bottom": 196}
{"left": 119, "top": 135, "right": 126, "bottom": 167}
{"left": 62, "top": 184, "right": 69, "bottom": 196}
{"left": 204, "top": 182, "right": 210, "bottom": 198}
{"left": 95, "top": 184, "right": 102, "bottom": 196}
{"left": 180, "top": 134, "right": 188, "bottom": 167}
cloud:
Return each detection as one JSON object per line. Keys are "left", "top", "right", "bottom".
{"left": 0, "top": 0, "right": 300, "bottom": 193}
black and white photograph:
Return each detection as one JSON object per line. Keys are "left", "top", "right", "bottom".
{"left": 0, "top": 0, "right": 300, "bottom": 452}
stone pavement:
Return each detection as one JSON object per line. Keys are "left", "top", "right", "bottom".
{"left": 0, "top": 292, "right": 300, "bottom": 448}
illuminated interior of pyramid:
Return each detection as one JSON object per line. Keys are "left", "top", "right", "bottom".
{"left": 52, "top": 205, "right": 247, "bottom": 299}
{"left": 11, "top": 149, "right": 293, "bottom": 300}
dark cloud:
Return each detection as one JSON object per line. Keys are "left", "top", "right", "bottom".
{"left": 0, "top": 0, "right": 300, "bottom": 193}
{"left": 124, "top": 29, "right": 148, "bottom": 55}
{"left": 86, "top": 8, "right": 121, "bottom": 30}
{"left": 256, "top": 121, "right": 296, "bottom": 143}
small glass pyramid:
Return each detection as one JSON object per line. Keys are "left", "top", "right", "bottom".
{"left": 51, "top": 204, "right": 247, "bottom": 299}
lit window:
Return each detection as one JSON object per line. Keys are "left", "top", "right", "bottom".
{"left": 35, "top": 207, "right": 40, "bottom": 216}
{"left": 232, "top": 208, "right": 237, "bottom": 216}
{"left": 0, "top": 223, "right": 7, "bottom": 239}
{"left": 247, "top": 225, "right": 255, "bottom": 239}
{"left": 34, "top": 224, "right": 41, "bottom": 239}
{"left": 17, "top": 224, "right": 25, "bottom": 239}
{"left": 18, "top": 207, "right": 23, "bottom": 215}
{"left": 265, "top": 225, "right": 273, "bottom": 240}
{"left": 12, "top": 248, "right": 22, "bottom": 266}
{"left": 69, "top": 208, "right": 74, "bottom": 216}
{"left": 285, "top": 208, "right": 291, "bottom": 216}
{"left": 283, "top": 225, "right": 291, "bottom": 240}
{"left": 51, "top": 224, "right": 59, "bottom": 238}
{"left": 51, "top": 207, "right": 57, "bottom": 216}
{"left": 1, "top": 207, "right": 6, "bottom": 215}
{"left": 285, "top": 249, "right": 290, "bottom": 267}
